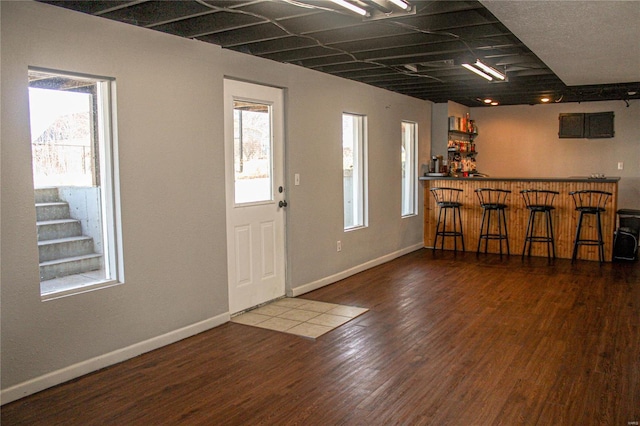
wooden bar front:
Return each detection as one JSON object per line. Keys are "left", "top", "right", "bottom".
{"left": 421, "top": 177, "right": 619, "bottom": 261}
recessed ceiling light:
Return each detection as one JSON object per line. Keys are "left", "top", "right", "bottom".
{"left": 541, "top": 97, "right": 550, "bottom": 103}
{"left": 484, "top": 98, "right": 492, "bottom": 104}
{"left": 629, "top": 91, "right": 638, "bottom": 96}
{"left": 490, "top": 101, "right": 499, "bottom": 106}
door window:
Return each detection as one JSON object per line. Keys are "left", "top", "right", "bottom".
{"left": 233, "top": 101, "right": 273, "bottom": 205}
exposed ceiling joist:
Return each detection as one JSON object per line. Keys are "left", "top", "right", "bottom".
{"left": 38, "top": 0, "right": 640, "bottom": 106}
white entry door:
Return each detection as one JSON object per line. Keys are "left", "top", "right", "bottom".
{"left": 224, "top": 79, "right": 286, "bottom": 315}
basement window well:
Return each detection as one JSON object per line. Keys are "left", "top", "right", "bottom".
{"left": 28, "top": 68, "right": 123, "bottom": 299}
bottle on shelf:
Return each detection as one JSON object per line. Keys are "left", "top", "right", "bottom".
{"left": 447, "top": 114, "right": 478, "bottom": 176}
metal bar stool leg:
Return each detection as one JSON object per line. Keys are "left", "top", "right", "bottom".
{"left": 529, "top": 211, "right": 541, "bottom": 256}
{"left": 441, "top": 207, "right": 448, "bottom": 250}
{"left": 497, "top": 209, "right": 503, "bottom": 256}
{"left": 545, "top": 210, "right": 554, "bottom": 259}
{"left": 596, "top": 211, "right": 604, "bottom": 263}
{"left": 452, "top": 207, "right": 458, "bottom": 252}
{"left": 433, "top": 206, "right": 443, "bottom": 251}
{"left": 522, "top": 210, "right": 533, "bottom": 258}
{"left": 572, "top": 211, "right": 584, "bottom": 262}
{"left": 456, "top": 206, "right": 465, "bottom": 251}
{"left": 548, "top": 210, "right": 556, "bottom": 259}
{"left": 502, "top": 207, "right": 510, "bottom": 255}
{"left": 528, "top": 211, "right": 536, "bottom": 257}
{"left": 477, "top": 208, "right": 487, "bottom": 253}
{"left": 485, "top": 209, "right": 492, "bottom": 254}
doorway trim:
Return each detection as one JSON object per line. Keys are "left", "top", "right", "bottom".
{"left": 223, "top": 78, "right": 287, "bottom": 315}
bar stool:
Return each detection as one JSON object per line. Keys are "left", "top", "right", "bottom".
{"left": 570, "top": 190, "right": 612, "bottom": 263}
{"left": 521, "top": 189, "right": 559, "bottom": 259}
{"left": 430, "top": 187, "right": 465, "bottom": 252}
{"left": 475, "top": 188, "right": 511, "bottom": 255}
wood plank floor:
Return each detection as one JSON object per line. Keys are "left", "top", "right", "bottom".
{"left": 3, "top": 250, "right": 639, "bottom": 425}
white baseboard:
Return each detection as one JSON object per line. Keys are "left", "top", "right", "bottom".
{"left": 2, "top": 244, "right": 424, "bottom": 404}
{"left": 289, "top": 243, "right": 423, "bottom": 297}
{"left": 1, "top": 312, "right": 230, "bottom": 405}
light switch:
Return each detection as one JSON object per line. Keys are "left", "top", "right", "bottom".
{"left": 294, "top": 173, "right": 300, "bottom": 185}
{"left": 618, "top": 162, "right": 624, "bottom": 170}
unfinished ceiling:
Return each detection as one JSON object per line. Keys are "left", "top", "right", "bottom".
{"left": 38, "top": 0, "right": 640, "bottom": 106}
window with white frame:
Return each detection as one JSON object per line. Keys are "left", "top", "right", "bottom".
{"left": 343, "top": 113, "right": 367, "bottom": 230}
{"left": 401, "top": 121, "right": 418, "bottom": 217}
{"left": 28, "top": 68, "right": 122, "bottom": 298}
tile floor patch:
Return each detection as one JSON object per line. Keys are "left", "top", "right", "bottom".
{"left": 252, "top": 304, "right": 292, "bottom": 317}
{"left": 272, "top": 298, "right": 310, "bottom": 309}
{"left": 288, "top": 322, "right": 333, "bottom": 339}
{"left": 297, "top": 301, "right": 339, "bottom": 313}
{"left": 308, "top": 313, "right": 352, "bottom": 328}
{"left": 327, "top": 305, "right": 368, "bottom": 317}
{"left": 277, "top": 309, "right": 322, "bottom": 322}
{"left": 231, "top": 312, "right": 271, "bottom": 326}
{"left": 231, "top": 298, "right": 368, "bottom": 339}
{"left": 258, "top": 317, "right": 300, "bottom": 332}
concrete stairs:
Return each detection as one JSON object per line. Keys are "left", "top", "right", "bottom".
{"left": 36, "top": 188, "right": 102, "bottom": 281}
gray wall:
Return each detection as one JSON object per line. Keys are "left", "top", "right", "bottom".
{"left": 430, "top": 101, "right": 471, "bottom": 159}
{"left": 471, "top": 101, "right": 640, "bottom": 209}
{"left": 1, "top": 1, "right": 430, "bottom": 398}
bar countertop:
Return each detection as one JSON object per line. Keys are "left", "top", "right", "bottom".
{"left": 419, "top": 175, "right": 621, "bottom": 183}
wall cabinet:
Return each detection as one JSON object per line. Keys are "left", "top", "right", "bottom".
{"left": 559, "top": 112, "right": 614, "bottom": 138}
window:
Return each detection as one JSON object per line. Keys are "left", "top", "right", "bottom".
{"left": 343, "top": 113, "right": 367, "bottom": 229}
{"left": 233, "top": 101, "right": 273, "bottom": 204}
{"left": 401, "top": 121, "right": 418, "bottom": 217}
{"left": 28, "top": 68, "right": 122, "bottom": 298}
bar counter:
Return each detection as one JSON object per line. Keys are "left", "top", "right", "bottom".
{"left": 420, "top": 176, "right": 620, "bottom": 261}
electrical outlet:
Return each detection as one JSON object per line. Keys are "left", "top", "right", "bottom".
{"left": 337, "top": 241, "right": 342, "bottom": 252}
{"left": 618, "top": 162, "right": 624, "bottom": 170}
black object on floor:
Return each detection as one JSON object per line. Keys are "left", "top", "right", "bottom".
{"left": 613, "top": 209, "right": 640, "bottom": 262}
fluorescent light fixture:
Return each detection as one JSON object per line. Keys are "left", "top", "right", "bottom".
{"left": 388, "top": 0, "right": 411, "bottom": 10}
{"left": 329, "top": 0, "right": 368, "bottom": 16}
{"left": 462, "top": 63, "right": 493, "bottom": 81}
{"left": 474, "top": 60, "right": 506, "bottom": 81}
{"left": 461, "top": 59, "right": 506, "bottom": 82}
